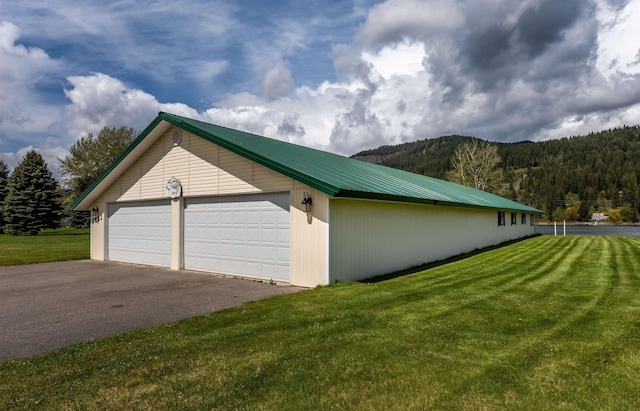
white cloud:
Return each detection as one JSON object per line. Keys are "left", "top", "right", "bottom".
{"left": 261, "top": 60, "right": 294, "bottom": 100}
{"left": 203, "top": 42, "right": 432, "bottom": 153}
{"left": 64, "top": 73, "right": 160, "bottom": 139}
{"left": 596, "top": 0, "right": 640, "bottom": 78}
{"left": 0, "top": 21, "right": 63, "bottom": 135}
{"left": 362, "top": 40, "right": 425, "bottom": 78}
{"left": 356, "top": 0, "right": 465, "bottom": 47}
{"left": 189, "top": 60, "right": 230, "bottom": 83}
{"left": 63, "top": 73, "right": 201, "bottom": 139}
{"left": 331, "top": 44, "right": 362, "bottom": 80}
{"left": 0, "top": 20, "right": 67, "bottom": 173}
{"left": 0, "top": 1, "right": 238, "bottom": 83}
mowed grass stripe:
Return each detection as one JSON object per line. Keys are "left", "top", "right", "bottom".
{"left": 611, "top": 236, "right": 640, "bottom": 287}
{"left": 482, "top": 237, "right": 612, "bottom": 357}
{"left": 2, "top": 236, "right": 640, "bottom": 410}
{"left": 451, "top": 236, "right": 640, "bottom": 409}
{"left": 515, "top": 235, "right": 591, "bottom": 294}
{"left": 380, "top": 238, "right": 637, "bottom": 408}
{"left": 374, "top": 236, "right": 560, "bottom": 310}
{"left": 383, "top": 236, "right": 585, "bottom": 321}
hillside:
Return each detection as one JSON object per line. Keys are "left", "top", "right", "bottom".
{"left": 352, "top": 126, "right": 640, "bottom": 222}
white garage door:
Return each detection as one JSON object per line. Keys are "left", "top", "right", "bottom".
{"left": 184, "top": 192, "right": 290, "bottom": 282}
{"left": 108, "top": 201, "right": 172, "bottom": 267}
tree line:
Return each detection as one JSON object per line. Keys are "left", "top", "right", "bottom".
{"left": 353, "top": 125, "right": 640, "bottom": 222}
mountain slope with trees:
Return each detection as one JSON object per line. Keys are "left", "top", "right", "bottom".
{"left": 352, "top": 125, "right": 640, "bottom": 222}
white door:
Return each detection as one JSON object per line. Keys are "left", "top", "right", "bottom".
{"left": 108, "top": 201, "right": 172, "bottom": 267}
{"left": 184, "top": 193, "right": 290, "bottom": 282}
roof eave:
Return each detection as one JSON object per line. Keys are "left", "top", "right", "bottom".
{"left": 71, "top": 114, "right": 168, "bottom": 210}
{"left": 334, "top": 189, "right": 543, "bottom": 213}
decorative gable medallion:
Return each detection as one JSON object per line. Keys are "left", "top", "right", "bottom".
{"left": 165, "top": 177, "right": 182, "bottom": 198}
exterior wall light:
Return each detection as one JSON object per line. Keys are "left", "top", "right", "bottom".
{"left": 91, "top": 207, "right": 101, "bottom": 223}
{"left": 301, "top": 192, "right": 312, "bottom": 212}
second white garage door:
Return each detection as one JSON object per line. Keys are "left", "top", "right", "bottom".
{"left": 184, "top": 192, "right": 290, "bottom": 282}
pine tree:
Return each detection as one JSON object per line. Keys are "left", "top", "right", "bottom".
{"left": 3, "top": 151, "right": 62, "bottom": 235}
{"left": 0, "top": 160, "right": 9, "bottom": 233}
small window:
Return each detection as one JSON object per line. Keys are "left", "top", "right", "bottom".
{"left": 511, "top": 212, "right": 517, "bottom": 225}
{"left": 521, "top": 213, "right": 527, "bottom": 225}
{"left": 498, "top": 211, "right": 506, "bottom": 226}
{"left": 530, "top": 213, "right": 535, "bottom": 226}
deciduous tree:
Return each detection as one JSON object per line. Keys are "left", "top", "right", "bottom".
{"left": 3, "top": 151, "right": 62, "bottom": 235}
{"left": 446, "top": 139, "right": 509, "bottom": 196}
{"left": 59, "top": 125, "right": 137, "bottom": 227}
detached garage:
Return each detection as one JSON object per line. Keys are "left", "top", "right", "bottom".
{"left": 73, "top": 112, "right": 541, "bottom": 287}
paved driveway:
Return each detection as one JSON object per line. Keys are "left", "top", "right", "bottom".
{"left": 0, "top": 260, "right": 301, "bottom": 362}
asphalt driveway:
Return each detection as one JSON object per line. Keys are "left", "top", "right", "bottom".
{"left": 0, "top": 260, "right": 301, "bottom": 362}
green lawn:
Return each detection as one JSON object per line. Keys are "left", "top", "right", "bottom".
{"left": 2, "top": 235, "right": 640, "bottom": 409}
{"left": 0, "top": 228, "right": 89, "bottom": 266}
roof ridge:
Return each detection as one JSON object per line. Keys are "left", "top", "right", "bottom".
{"left": 73, "top": 112, "right": 542, "bottom": 213}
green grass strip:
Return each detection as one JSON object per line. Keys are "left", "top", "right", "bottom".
{"left": 2, "top": 236, "right": 640, "bottom": 410}
{"left": 0, "top": 228, "right": 89, "bottom": 266}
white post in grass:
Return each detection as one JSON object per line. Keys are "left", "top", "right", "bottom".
{"left": 554, "top": 221, "right": 557, "bottom": 236}
{"left": 563, "top": 220, "right": 566, "bottom": 236}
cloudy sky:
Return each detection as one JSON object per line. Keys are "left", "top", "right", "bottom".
{"left": 1, "top": 0, "right": 639, "bottom": 177}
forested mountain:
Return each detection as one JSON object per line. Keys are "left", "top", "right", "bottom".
{"left": 352, "top": 126, "right": 640, "bottom": 222}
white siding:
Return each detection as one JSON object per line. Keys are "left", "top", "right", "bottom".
{"left": 95, "top": 128, "right": 295, "bottom": 205}
{"left": 290, "top": 188, "right": 330, "bottom": 287}
{"left": 330, "top": 200, "right": 536, "bottom": 282}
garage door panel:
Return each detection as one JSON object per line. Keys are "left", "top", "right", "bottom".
{"left": 108, "top": 201, "right": 171, "bottom": 267}
{"left": 247, "top": 228, "right": 261, "bottom": 242}
{"left": 184, "top": 193, "right": 290, "bottom": 281}
{"left": 275, "top": 228, "right": 289, "bottom": 243}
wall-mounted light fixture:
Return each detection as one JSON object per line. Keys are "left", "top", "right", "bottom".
{"left": 301, "top": 192, "right": 312, "bottom": 212}
{"left": 91, "top": 207, "right": 101, "bottom": 224}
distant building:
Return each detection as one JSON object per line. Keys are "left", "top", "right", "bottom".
{"left": 592, "top": 213, "right": 608, "bottom": 222}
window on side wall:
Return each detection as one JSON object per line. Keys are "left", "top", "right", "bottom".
{"left": 498, "top": 211, "right": 506, "bottom": 226}
{"left": 521, "top": 213, "right": 527, "bottom": 224}
{"left": 511, "top": 212, "right": 517, "bottom": 225}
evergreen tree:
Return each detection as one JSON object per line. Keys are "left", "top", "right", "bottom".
{"left": 0, "top": 160, "right": 9, "bottom": 233}
{"left": 3, "top": 151, "right": 62, "bottom": 235}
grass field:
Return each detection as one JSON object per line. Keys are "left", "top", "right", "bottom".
{"left": 2, "top": 235, "right": 640, "bottom": 409}
{"left": 0, "top": 228, "right": 89, "bottom": 266}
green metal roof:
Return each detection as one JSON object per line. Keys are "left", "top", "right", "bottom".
{"left": 72, "top": 112, "right": 541, "bottom": 213}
